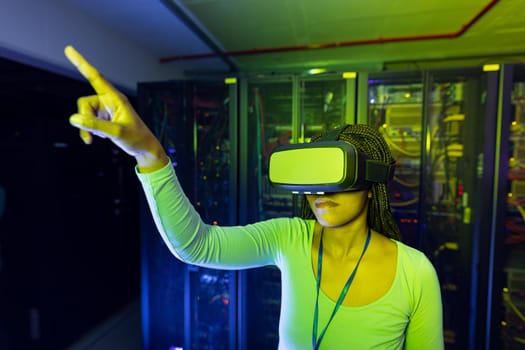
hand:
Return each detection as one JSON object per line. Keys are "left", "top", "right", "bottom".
{"left": 64, "top": 45, "right": 168, "bottom": 172}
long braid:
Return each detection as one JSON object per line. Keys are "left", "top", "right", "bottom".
{"left": 300, "top": 124, "right": 401, "bottom": 240}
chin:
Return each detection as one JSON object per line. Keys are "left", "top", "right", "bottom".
{"left": 315, "top": 218, "right": 344, "bottom": 228}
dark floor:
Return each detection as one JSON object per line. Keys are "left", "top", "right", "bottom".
{"left": 67, "top": 299, "right": 142, "bottom": 350}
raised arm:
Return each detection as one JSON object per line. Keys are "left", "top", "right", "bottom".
{"left": 64, "top": 46, "right": 288, "bottom": 269}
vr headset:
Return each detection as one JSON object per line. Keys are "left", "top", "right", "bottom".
{"left": 268, "top": 135, "right": 395, "bottom": 194}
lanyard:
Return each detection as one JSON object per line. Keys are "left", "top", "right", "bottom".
{"left": 312, "top": 227, "right": 371, "bottom": 350}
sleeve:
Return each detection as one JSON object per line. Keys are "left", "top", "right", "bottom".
{"left": 136, "top": 161, "right": 290, "bottom": 270}
{"left": 404, "top": 255, "right": 444, "bottom": 350}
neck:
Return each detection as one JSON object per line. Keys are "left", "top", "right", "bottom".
{"left": 321, "top": 220, "right": 370, "bottom": 259}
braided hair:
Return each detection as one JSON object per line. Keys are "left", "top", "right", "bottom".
{"left": 300, "top": 124, "right": 401, "bottom": 240}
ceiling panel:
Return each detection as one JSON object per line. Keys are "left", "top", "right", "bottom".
{"left": 61, "top": 0, "right": 525, "bottom": 75}
{"left": 181, "top": 0, "right": 486, "bottom": 48}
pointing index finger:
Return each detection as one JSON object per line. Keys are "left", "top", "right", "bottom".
{"left": 64, "top": 45, "right": 114, "bottom": 95}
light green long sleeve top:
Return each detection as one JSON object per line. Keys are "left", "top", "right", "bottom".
{"left": 137, "top": 162, "right": 444, "bottom": 349}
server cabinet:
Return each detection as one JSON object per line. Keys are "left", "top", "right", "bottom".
{"left": 491, "top": 63, "right": 525, "bottom": 350}
{"left": 140, "top": 74, "right": 360, "bottom": 350}
{"left": 367, "top": 67, "right": 500, "bottom": 350}
{"left": 367, "top": 71, "right": 425, "bottom": 248}
{"left": 238, "top": 74, "right": 356, "bottom": 349}
{"left": 138, "top": 80, "right": 237, "bottom": 350}
{"left": 237, "top": 78, "right": 294, "bottom": 350}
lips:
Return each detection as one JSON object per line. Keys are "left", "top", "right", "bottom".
{"left": 314, "top": 199, "right": 338, "bottom": 209}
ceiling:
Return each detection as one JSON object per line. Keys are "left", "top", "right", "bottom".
{"left": 43, "top": 0, "right": 525, "bottom": 75}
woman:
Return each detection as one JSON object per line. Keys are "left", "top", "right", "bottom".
{"left": 64, "top": 46, "right": 443, "bottom": 349}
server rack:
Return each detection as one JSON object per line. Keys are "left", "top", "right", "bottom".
{"left": 491, "top": 63, "right": 525, "bottom": 349}
{"left": 366, "top": 66, "right": 501, "bottom": 349}
{"left": 237, "top": 74, "right": 357, "bottom": 349}
{"left": 139, "top": 74, "right": 357, "bottom": 349}
{"left": 138, "top": 80, "right": 237, "bottom": 350}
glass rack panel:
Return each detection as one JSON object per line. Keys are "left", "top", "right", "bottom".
{"left": 367, "top": 72, "right": 424, "bottom": 247}
{"left": 424, "top": 68, "right": 490, "bottom": 349}
{"left": 501, "top": 64, "right": 525, "bottom": 349}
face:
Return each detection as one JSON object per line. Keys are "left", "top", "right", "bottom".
{"left": 306, "top": 190, "right": 370, "bottom": 228}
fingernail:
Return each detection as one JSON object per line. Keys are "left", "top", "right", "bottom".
{"left": 64, "top": 46, "right": 79, "bottom": 66}
{"left": 69, "top": 115, "right": 83, "bottom": 126}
